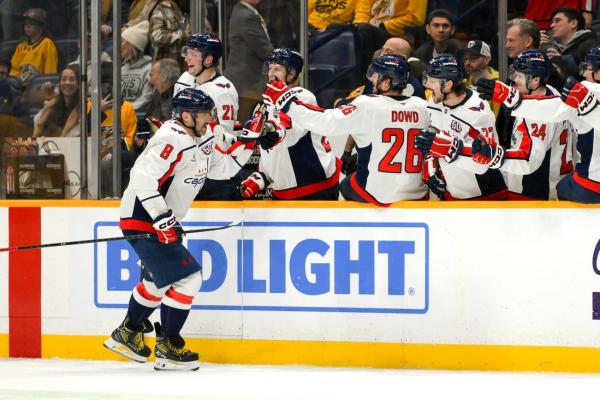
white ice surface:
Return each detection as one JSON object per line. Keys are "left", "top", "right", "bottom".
{"left": 1, "top": 358, "right": 600, "bottom": 400}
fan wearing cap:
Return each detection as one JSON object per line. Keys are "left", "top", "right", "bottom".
{"left": 121, "top": 21, "right": 153, "bottom": 113}
{"left": 9, "top": 8, "right": 58, "bottom": 84}
{"left": 462, "top": 40, "right": 499, "bottom": 89}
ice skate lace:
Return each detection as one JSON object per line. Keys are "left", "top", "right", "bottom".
{"left": 166, "top": 340, "right": 190, "bottom": 356}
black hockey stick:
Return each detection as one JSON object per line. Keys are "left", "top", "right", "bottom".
{"left": 0, "top": 218, "right": 243, "bottom": 253}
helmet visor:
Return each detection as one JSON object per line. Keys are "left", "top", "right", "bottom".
{"left": 579, "top": 61, "right": 596, "bottom": 76}
{"left": 508, "top": 65, "right": 528, "bottom": 84}
{"left": 422, "top": 71, "right": 442, "bottom": 89}
{"left": 181, "top": 47, "right": 202, "bottom": 58}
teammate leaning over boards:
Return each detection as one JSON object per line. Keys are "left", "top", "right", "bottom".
{"left": 262, "top": 54, "right": 430, "bottom": 206}
{"left": 104, "top": 89, "right": 256, "bottom": 371}
{"left": 175, "top": 33, "right": 238, "bottom": 139}
{"left": 239, "top": 48, "right": 341, "bottom": 200}
{"left": 415, "top": 54, "right": 507, "bottom": 200}
{"left": 472, "top": 50, "right": 575, "bottom": 200}
{"left": 550, "top": 47, "right": 600, "bottom": 203}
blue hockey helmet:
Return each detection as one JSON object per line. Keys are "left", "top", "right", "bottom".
{"left": 580, "top": 46, "right": 600, "bottom": 75}
{"left": 366, "top": 54, "right": 410, "bottom": 90}
{"left": 423, "top": 53, "right": 465, "bottom": 87}
{"left": 510, "top": 50, "right": 550, "bottom": 83}
{"left": 183, "top": 33, "right": 222, "bottom": 63}
{"left": 265, "top": 48, "right": 304, "bottom": 77}
{"left": 173, "top": 88, "right": 215, "bottom": 119}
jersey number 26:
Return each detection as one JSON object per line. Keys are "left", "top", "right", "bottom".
{"left": 378, "top": 128, "right": 423, "bottom": 173}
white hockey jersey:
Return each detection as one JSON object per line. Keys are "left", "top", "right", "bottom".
{"left": 174, "top": 72, "right": 239, "bottom": 136}
{"left": 120, "top": 120, "right": 254, "bottom": 231}
{"left": 261, "top": 88, "right": 340, "bottom": 199}
{"left": 286, "top": 94, "right": 430, "bottom": 204}
{"left": 503, "top": 92, "right": 575, "bottom": 200}
{"left": 427, "top": 89, "right": 507, "bottom": 200}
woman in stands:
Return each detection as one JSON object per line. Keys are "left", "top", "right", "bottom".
{"left": 33, "top": 65, "right": 80, "bottom": 137}
{"left": 9, "top": 8, "right": 58, "bottom": 86}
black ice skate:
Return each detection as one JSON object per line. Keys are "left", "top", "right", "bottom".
{"left": 154, "top": 334, "right": 199, "bottom": 371}
{"left": 103, "top": 319, "right": 151, "bottom": 363}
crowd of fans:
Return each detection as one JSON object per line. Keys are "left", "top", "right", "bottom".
{"left": 1, "top": 0, "right": 600, "bottom": 202}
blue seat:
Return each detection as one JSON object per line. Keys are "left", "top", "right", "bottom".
{"left": 307, "top": 27, "right": 362, "bottom": 106}
{"left": 55, "top": 39, "right": 79, "bottom": 68}
{"left": 0, "top": 40, "right": 19, "bottom": 62}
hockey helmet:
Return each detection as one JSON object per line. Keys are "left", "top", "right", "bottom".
{"left": 265, "top": 48, "right": 304, "bottom": 76}
{"left": 423, "top": 53, "right": 465, "bottom": 88}
{"left": 173, "top": 88, "right": 215, "bottom": 119}
{"left": 509, "top": 50, "right": 550, "bottom": 83}
{"left": 183, "top": 33, "right": 222, "bottom": 63}
{"left": 579, "top": 46, "right": 600, "bottom": 75}
{"left": 366, "top": 54, "right": 410, "bottom": 90}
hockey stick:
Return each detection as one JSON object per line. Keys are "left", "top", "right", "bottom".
{"left": 0, "top": 217, "right": 243, "bottom": 253}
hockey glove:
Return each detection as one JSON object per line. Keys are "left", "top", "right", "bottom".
{"left": 240, "top": 171, "right": 268, "bottom": 199}
{"left": 239, "top": 105, "right": 267, "bottom": 142}
{"left": 258, "top": 121, "right": 281, "bottom": 150}
{"left": 263, "top": 80, "right": 301, "bottom": 113}
{"left": 561, "top": 76, "right": 598, "bottom": 115}
{"left": 152, "top": 209, "right": 179, "bottom": 244}
{"left": 416, "top": 130, "right": 463, "bottom": 163}
{"left": 341, "top": 151, "right": 357, "bottom": 175}
{"left": 476, "top": 79, "right": 521, "bottom": 110}
{"left": 472, "top": 136, "right": 505, "bottom": 169}
{"left": 422, "top": 157, "right": 446, "bottom": 199}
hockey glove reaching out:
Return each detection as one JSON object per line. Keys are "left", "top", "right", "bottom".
{"left": 239, "top": 104, "right": 267, "bottom": 142}
{"left": 258, "top": 121, "right": 282, "bottom": 150}
{"left": 152, "top": 209, "right": 180, "bottom": 244}
{"left": 422, "top": 157, "right": 446, "bottom": 199}
{"left": 476, "top": 79, "right": 521, "bottom": 110}
{"left": 262, "top": 80, "right": 302, "bottom": 113}
{"left": 561, "top": 76, "right": 598, "bottom": 115}
{"left": 240, "top": 171, "right": 268, "bottom": 199}
{"left": 472, "top": 136, "right": 505, "bottom": 169}
{"left": 415, "top": 129, "right": 463, "bottom": 163}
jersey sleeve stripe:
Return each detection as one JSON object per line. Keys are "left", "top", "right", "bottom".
{"left": 505, "top": 121, "right": 532, "bottom": 160}
{"left": 140, "top": 193, "right": 161, "bottom": 203}
{"left": 349, "top": 172, "right": 391, "bottom": 207}
{"left": 272, "top": 158, "right": 342, "bottom": 199}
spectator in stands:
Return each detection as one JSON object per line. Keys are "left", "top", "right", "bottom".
{"left": 121, "top": 21, "right": 153, "bottom": 113}
{"left": 308, "top": 0, "right": 357, "bottom": 33}
{"left": 69, "top": 34, "right": 113, "bottom": 88}
{"left": 462, "top": 40, "right": 499, "bottom": 88}
{"left": 124, "top": 0, "right": 185, "bottom": 63}
{"left": 506, "top": 18, "right": 540, "bottom": 60}
{"left": 543, "top": 7, "right": 600, "bottom": 74}
{"left": 353, "top": 0, "right": 426, "bottom": 71}
{"left": 32, "top": 65, "right": 80, "bottom": 138}
{"left": 145, "top": 58, "right": 179, "bottom": 122}
{"left": 525, "top": 0, "right": 596, "bottom": 30}
{"left": 225, "top": 0, "right": 273, "bottom": 121}
{"left": 413, "top": 9, "right": 462, "bottom": 65}
{"left": 9, "top": 8, "right": 58, "bottom": 86}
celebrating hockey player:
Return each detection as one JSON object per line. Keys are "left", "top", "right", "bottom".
{"left": 262, "top": 54, "right": 430, "bottom": 206}
{"left": 239, "top": 48, "right": 341, "bottom": 200}
{"left": 415, "top": 54, "right": 507, "bottom": 200}
{"left": 175, "top": 33, "right": 238, "bottom": 137}
{"left": 473, "top": 50, "right": 575, "bottom": 200}
{"left": 104, "top": 88, "right": 256, "bottom": 371}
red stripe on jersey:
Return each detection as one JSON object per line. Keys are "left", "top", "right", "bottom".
{"left": 217, "top": 139, "right": 256, "bottom": 155}
{"left": 278, "top": 113, "right": 292, "bottom": 129}
{"left": 467, "top": 127, "right": 480, "bottom": 140}
{"left": 443, "top": 188, "right": 508, "bottom": 201}
{"left": 9, "top": 207, "right": 41, "bottom": 358}
{"left": 158, "top": 150, "right": 184, "bottom": 187}
{"left": 349, "top": 172, "right": 391, "bottom": 207}
{"left": 297, "top": 101, "right": 325, "bottom": 112}
{"left": 165, "top": 288, "right": 195, "bottom": 305}
{"left": 507, "top": 191, "right": 538, "bottom": 200}
{"left": 521, "top": 94, "right": 558, "bottom": 100}
{"left": 272, "top": 158, "right": 342, "bottom": 200}
{"left": 573, "top": 171, "right": 600, "bottom": 193}
{"left": 136, "top": 282, "right": 162, "bottom": 302}
{"left": 505, "top": 121, "right": 532, "bottom": 160}
{"left": 120, "top": 218, "right": 155, "bottom": 233}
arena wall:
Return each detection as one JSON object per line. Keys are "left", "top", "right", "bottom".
{"left": 2, "top": 200, "right": 600, "bottom": 372}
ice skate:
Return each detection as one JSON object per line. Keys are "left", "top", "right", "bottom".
{"left": 154, "top": 335, "right": 199, "bottom": 371}
{"left": 103, "top": 319, "right": 151, "bottom": 363}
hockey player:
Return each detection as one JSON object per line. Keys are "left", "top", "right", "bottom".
{"left": 104, "top": 88, "right": 256, "bottom": 371}
{"left": 239, "top": 48, "right": 341, "bottom": 200}
{"left": 416, "top": 54, "right": 507, "bottom": 200}
{"left": 550, "top": 47, "right": 600, "bottom": 203}
{"left": 473, "top": 50, "right": 575, "bottom": 200}
{"left": 174, "top": 33, "right": 238, "bottom": 137}
{"left": 261, "top": 54, "right": 430, "bottom": 206}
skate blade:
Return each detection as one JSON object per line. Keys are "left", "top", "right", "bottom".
{"left": 154, "top": 358, "right": 199, "bottom": 371}
{"left": 103, "top": 338, "right": 147, "bottom": 363}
